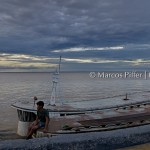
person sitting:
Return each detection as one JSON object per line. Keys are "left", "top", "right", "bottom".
{"left": 26, "top": 101, "right": 49, "bottom": 139}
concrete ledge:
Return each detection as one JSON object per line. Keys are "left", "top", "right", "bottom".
{"left": 1, "top": 124, "right": 150, "bottom": 150}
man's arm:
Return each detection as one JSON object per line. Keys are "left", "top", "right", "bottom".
{"left": 43, "top": 116, "right": 49, "bottom": 132}
{"left": 33, "top": 116, "right": 39, "bottom": 125}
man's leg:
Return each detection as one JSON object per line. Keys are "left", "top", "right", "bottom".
{"left": 26, "top": 125, "right": 38, "bottom": 139}
{"left": 26, "top": 123, "right": 33, "bottom": 138}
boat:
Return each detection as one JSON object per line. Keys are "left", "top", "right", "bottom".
{"left": 11, "top": 57, "right": 150, "bottom": 137}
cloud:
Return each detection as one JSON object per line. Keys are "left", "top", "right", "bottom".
{"left": 132, "top": 59, "right": 150, "bottom": 66}
{"left": 63, "top": 58, "right": 119, "bottom": 64}
{"left": 0, "top": 53, "right": 57, "bottom": 69}
{"left": 125, "top": 43, "right": 150, "bottom": 50}
{"left": 0, "top": 52, "right": 150, "bottom": 72}
{"left": 0, "top": 0, "right": 150, "bottom": 71}
{"left": 52, "top": 46, "right": 124, "bottom": 53}
{"left": 63, "top": 57, "right": 150, "bottom": 66}
{"left": 0, "top": 0, "right": 150, "bottom": 53}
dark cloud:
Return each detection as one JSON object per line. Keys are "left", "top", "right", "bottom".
{"left": 0, "top": 1, "right": 150, "bottom": 48}
{"left": 0, "top": 0, "right": 150, "bottom": 71}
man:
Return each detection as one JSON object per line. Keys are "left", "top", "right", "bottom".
{"left": 26, "top": 101, "right": 49, "bottom": 139}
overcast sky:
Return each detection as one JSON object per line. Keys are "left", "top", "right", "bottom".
{"left": 0, "top": 0, "right": 150, "bottom": 72}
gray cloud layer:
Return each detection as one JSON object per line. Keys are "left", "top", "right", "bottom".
{"left": 0, "top": 0, "right": 150, "bottom": 71}
{"left": 0, "top": 0, "right": 150, "bottom": 50}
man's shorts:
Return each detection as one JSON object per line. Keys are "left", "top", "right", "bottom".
{"left": 38, "top": 122, "right": 45, "bottom": 128}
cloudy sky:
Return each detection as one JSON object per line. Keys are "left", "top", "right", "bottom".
{"left": 0, "top": 0, "right": 150, "bottom": 72}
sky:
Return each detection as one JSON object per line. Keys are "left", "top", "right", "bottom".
{"left": 0, "top": 0, "right": 150, "bottom": 72}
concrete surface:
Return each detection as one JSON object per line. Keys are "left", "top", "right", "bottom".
{"left": 1, "top": 124, "right": 150, "bottom": 150}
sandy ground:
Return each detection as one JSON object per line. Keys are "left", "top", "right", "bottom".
{"left": 0, "top": 108, "right": 24, "bottom": 141}
{"left": 0, "top": 130, "right": 24, "bottom": 141}
{"left": 119, "top": 143, "right": 150, "bottom": 150}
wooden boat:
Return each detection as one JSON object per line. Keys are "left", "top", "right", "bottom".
{"left": 11, "top": 57, "right": 150, "bottom": 137}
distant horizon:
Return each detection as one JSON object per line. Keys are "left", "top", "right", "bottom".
{"left": 1, "top": 68, "right": 150, "bottom": 73}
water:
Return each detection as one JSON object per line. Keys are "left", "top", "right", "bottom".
{"left": 0, "top": 72, "right": 150, "bottom": 140}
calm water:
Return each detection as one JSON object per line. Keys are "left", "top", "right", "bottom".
{"left": 0, "top": 72, "right": 150, "bottom": 140}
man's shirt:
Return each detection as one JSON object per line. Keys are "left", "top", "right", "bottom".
{"left": 37, "top": 109, "right": 49, "bottom": 123}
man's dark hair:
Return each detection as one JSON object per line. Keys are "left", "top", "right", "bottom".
{"left": 36, "top": 101, "right": 44, "bottom": 107}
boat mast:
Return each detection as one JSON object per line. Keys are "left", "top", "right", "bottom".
{"left": 49, "top": 56, "right": 61, "bottom": 106}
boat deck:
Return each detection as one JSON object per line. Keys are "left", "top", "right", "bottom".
{"left": 11, "top": 92, "right": 150, "bottom": 137}
{"left": 12, "top": 91, "right": 150, "bottom": 114}
{"left": 79, "top": 112, "right": 150, "bottom": 127}
{"left": 36, "top": 103, "right": 150, "bottom": 136}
